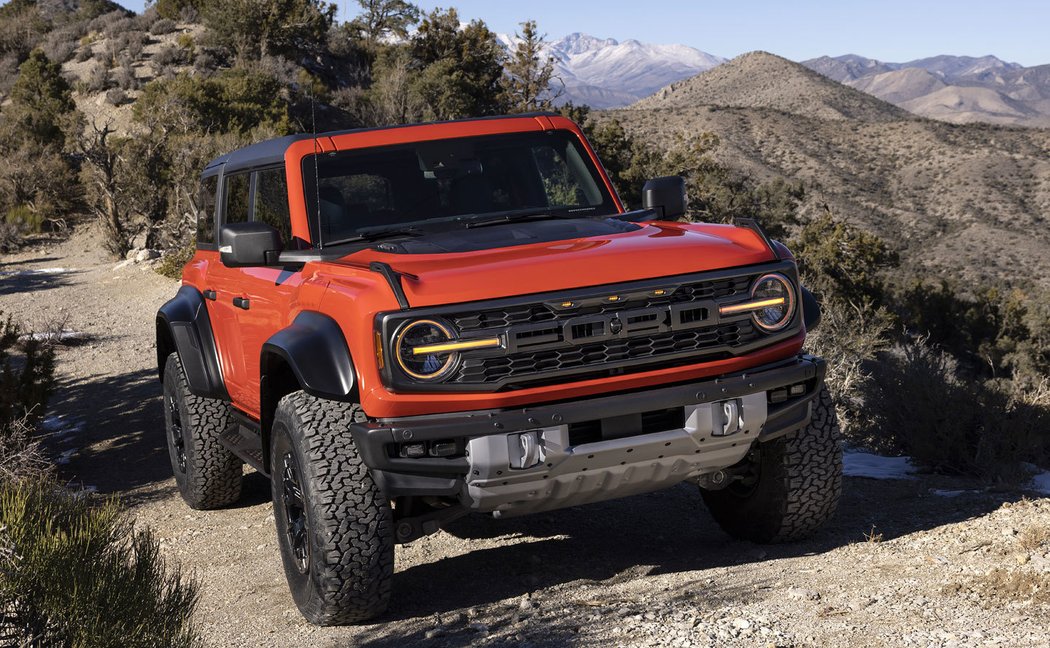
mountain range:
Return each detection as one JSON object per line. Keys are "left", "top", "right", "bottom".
{"left": 520, "top": 33, "right": 1050, "bottom": 126}
{"left": 498, "top": 32, "right": 724, "bottom": 109}
{"left": 802, "top": 54, "right": 1050, "bottom": 127}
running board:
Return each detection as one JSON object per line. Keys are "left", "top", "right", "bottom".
{"left": 220, "top": 412, "right": 267, "bottom": 477}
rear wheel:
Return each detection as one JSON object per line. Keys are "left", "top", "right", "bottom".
{"left": 271, "top": 391, "right": 394, "bottom": 625}
{"left": 701, "top": 386, "right": 842, "bottom": 543}
{"left": 162, "top": 353, "right": 242, "bottom": 509}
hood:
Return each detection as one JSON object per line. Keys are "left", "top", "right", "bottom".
{"left": 328, "top": 220, "right": 778, "bottom": 308}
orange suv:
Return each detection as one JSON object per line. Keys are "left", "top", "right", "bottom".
{"left": 156, "top": 114, "right": 840, "bottom": 625}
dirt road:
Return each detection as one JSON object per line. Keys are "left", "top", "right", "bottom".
{"left": 3, "top": 228, "right": 1049, "bottom": 648}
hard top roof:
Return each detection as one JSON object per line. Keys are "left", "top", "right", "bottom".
{"left": 202, "top": 113, "right": 562, "bottom": 175}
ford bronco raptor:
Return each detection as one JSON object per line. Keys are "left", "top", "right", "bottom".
{"left": 156, "top": 114, "right": 840, "bottom": 625}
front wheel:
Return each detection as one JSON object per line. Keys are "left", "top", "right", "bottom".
{"left": 271, "top": 391, "right": 394, "bottom": 625}
{"left": 701, "top": 385, "right": 842, "bottom": 543}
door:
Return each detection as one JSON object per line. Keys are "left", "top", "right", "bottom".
{"left": 204, "top": 166, "right": 303, "bottom": 419}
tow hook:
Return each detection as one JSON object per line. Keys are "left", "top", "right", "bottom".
{"left": 696, "top": 470, "right": 729, "bottom": 491}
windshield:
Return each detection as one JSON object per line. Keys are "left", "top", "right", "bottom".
{"left": 301, "top": 130, "right": 618, "bottom": 246}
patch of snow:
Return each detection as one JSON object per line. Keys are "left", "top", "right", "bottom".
{"left": 1031, "top": 471, "right": 1050, "bottom": 495}
{"left": 931, "top": 489, "right": 968, "bottom": 497}
{"left": 18, "top": 330, "right": 88, "bottom": 343}
{"left": 42, "top": 415, "right": 85, "bottom": 438}
{"left": 843, "top": 450, "right": 916, "bottom": 480}
{"left": 55, "top": 448, "right": 77, "bottom": 465}
{"left": 0, "top": 267, "right": 70, "bottom": 277}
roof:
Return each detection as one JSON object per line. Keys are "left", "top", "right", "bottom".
{"left": 202, "top": 113, "right": 562, "bottom": 175}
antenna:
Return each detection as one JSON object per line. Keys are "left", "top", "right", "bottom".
{"left": 310, "top": 89, "right": 322, "bottom": 248}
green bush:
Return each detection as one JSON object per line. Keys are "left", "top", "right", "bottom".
{"left": 4, "top": 205, "right": 43, "bottom": 235}
{"left": 156, "top": 243, "right": 194, "bottom": 280}
{"left": 869, "top": 340, "right": 1049, "bottom": 483}
{"left": 0, "top": 312, "right": 55, "bottom": 431}
{"left": 0, "top": 478, "right": 201, "bottom": 648}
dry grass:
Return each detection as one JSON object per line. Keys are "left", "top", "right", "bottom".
{"left": 1017, "top": 525, "right": 1050, "bottom": 553}
{"left": 977, "top": 569, "right": 1050, "bottom": 605}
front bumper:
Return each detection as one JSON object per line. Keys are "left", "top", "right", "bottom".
{"left": 350, "top": 354, "right": 825, "bottom": 516}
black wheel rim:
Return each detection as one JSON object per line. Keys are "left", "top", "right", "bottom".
{"left": 281, "top": 453, "right": 310, "bottom": 574}
{"left": 167, "top": 394, "right": 187, "bottom": 473}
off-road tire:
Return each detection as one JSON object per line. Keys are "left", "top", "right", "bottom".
{"left": 162, "top": 352, "right": 242, "bottom": 509}
{"left": 271, "top": 391, "right": 394, "bottom": 625}
{"left": 701, "top": 385, "right": 842, "bottom": 543}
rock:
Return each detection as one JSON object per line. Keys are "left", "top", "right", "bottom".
{"left": 732, "top": 618, "right": 752, "bottom": 630}
{"left": 424, "top": 628, "right": 445, "bottom": 640}
{"left": 135, "top": 248, "right": 161, "bottom": 262}
{"left": 125, "top": 249, "right": 139, "bottom": 261}
{"left": 787, "top": 587, "right": 820, "bottom": 601}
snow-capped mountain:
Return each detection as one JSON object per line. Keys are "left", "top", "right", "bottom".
{"left": 498, "top": 32, "right": 725, "bottom": 108}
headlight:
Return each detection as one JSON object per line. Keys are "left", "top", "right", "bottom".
{"left": 749, "top": 273, "right": 795, "bottom": 332}
{"left": 395, "top": 319, "right": 458, "bottom": 381}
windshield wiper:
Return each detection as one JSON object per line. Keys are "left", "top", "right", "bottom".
{"left": 461, "top": 208, "right": 585, "bottom": 229}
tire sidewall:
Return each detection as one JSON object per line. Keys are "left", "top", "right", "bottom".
{"left": 270, "top": 416, "right": 323, "bottom": 614}
{"left": 163, "top": 354, "right": 198, "bottom": 497}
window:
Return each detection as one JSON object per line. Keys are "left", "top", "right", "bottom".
{"left": 254, "top": 167, "right": 293, "bottom": 245}
{"left": 224, "top": 172, "right": 250, "bottom": 227}
{"left": 301, "top": 131, "right": 617, "bottom": 246}
{"left": 195, "top": 175, "right": 218, "bottom": 247}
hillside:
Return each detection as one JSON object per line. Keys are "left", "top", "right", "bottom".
{"left": 611, "top": 58, "right": 1050, "bottom": 290}
{"left": 632, "top": 51, "right": 909, "bottom": 122}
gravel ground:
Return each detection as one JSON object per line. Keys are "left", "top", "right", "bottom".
{"left": 3, "top": 226, "right": 1049, "bottom": 648}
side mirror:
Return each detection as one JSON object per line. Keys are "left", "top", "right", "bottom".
{"left": 642, "top": 176, "right": 687, "bottom": 220}
{"left": 219, "top": 222, "right": 282, "bottom": 267}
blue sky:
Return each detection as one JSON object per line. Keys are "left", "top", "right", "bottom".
{"left": 111, "top": 1, "right": 1049, "bottom": 66}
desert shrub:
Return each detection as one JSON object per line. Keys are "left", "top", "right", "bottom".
{"left": 84, "top": 60, "right": 110, "bottom": 92}
{"left": 176, "top": 33, "right": 195, "bottom": 52}
{"left": 0, "top": 478, "right": 202, "bottom": 648}
{"left": 793, "top": 210, "right": 898, "bottom": 306}
{"left": 7, "top": 49, "right": 76, "bottom": 147}
{"left": 804, "top": 297, "right": 891, "bottom": 442}
{"left": 150, "top": 18, "right": 177, "bottom": 36}
{"left": 39, "top": 30, "right": 76, "bottom": 64}
{"left": 869, "top": 340, "right": 1048, "bottom": 483}
{"left": 156, "top": 243, "right": 195, "bottom": 280}
{"left": 86, "top": 10, "right": 128, "bottom": 37}
{"left": 0, "top": 222, "right": 22, "bottom": 253}
{"left": 114, "top": 58, "right": 138, "bottom": 90}
{"left": 105, "top": 87, "right": 127, "bottom": 105}
{"left": 74, "top": 45, "right": 92, "bottom": 62}
{"left": 153, "top": 43, "right": 185, "bottom": 70}
{"left": 0, "top": 415, "right": 48, "bottom": 482}
{"left": 4, "top": 205, "right": 43, "bottom": 235}
{"left": 124, "top": 31, "right": 146, "bottom": 60}
{"left": 135, "top": 69, "right": 290, "bottom": 135}
{"left": 0, "top": 312, "right": 56, "bottom": 431}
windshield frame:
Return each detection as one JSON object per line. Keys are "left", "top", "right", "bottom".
{"left": 299, "top": 128, "right": 621, "bottom": 249}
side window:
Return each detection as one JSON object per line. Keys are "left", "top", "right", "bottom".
{"left": 195, "top": 175, "right": 218, "bottom": 247}
{"left": 254, "top": 167, "right": 293, "bottom": 245}
{"left": 224, "top": 172, "right": 250, "bottom": 228}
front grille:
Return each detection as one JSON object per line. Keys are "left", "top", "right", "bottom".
{"left": 455, "top": 320, "right": 759, "bottom": 385}
{"left": 377, "top": 261, "right": 801, "bottom": 392}
{"left": 451, "top": 275, "right": 751, "bottom": 332}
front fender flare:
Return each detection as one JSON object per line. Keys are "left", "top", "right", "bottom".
{"left": 261, "top": 311, "right": 356, "bottom": 401}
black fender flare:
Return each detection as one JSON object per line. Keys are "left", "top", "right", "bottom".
{"left": 261, "top": 311, "right": 356, "bottom": 402}
{"left": 156, "top": 285, "right": 229, "bottom": 400}
{"left": 801, "top": 286, "right": 821, "bottom": 332}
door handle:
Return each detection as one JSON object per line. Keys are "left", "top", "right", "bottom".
{"left": 202, "top": 289, "right": 216, "bottom": 300}
{"left": 232, "top": 297, "right": 250, "bottom": 310}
